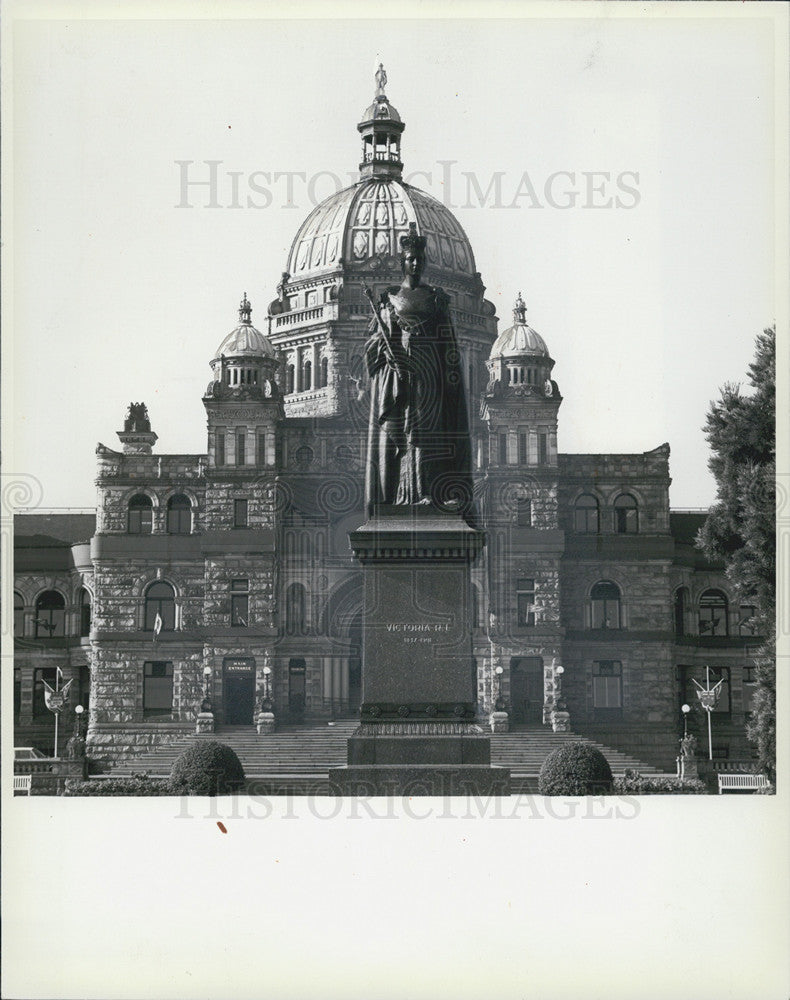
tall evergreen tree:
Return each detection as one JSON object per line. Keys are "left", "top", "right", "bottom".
{"left": 698, "top": 327, "right": 776, "bottom": 781}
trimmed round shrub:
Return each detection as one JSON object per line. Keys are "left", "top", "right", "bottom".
{"left": 538, "top": 741, "right": 614, "bottom": 796}
{"left": 168, "top": 741, "right": 245, "bottom": 796}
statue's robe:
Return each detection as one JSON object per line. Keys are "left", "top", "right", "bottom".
{"left": 364, "top": 284, "right": 474, "bottom": 519}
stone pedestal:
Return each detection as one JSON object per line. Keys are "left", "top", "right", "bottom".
{"left": 551, "top": 710, "right": 571, "bottom": 733}
{"left": 490, "top": 710, "right": 509, "bottom": 733}
{"left": 256, "top": 711, "right": 276, "bottom": 735}
{"left": 680, "top": 754, "right": 699, "bottom": 780}
{"left": 331, "top": 506, "right": 510, "bottom": 796}
{"left": 196, "top": 711, "right": 214, "bottom": 734}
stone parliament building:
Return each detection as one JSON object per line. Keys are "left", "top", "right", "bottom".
{"left": 13, "top": 71, "right": 762, "bottom": 773}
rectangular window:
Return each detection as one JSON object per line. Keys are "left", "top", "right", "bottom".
{"left": 516, "top": 578, "right": 536, "bottom": 627}
{"left": 539, "top": 432, "right": 548, "bottom": 465}
{"left": 236, "top": 431, "right": 246, "bottom": 466}
{"left": 593, "top": 661, "right": 623, "bottom": 711}
{"left": 518, "top": 432, "right": 528, "bottom": 466}
{"left": 516, "top": 498, "right": 532, "bottom": 528}
{"left": 231, "top": 579, "right": 249, "bottom": 627}
{"left": 257, "top": 432, "right": 267, "bottom": 467}
{"left": 234, "top": 499, "right": 248, "bottom": 528}
{"left": 14, "top": 668, "right": 21, "bottom": 719}
{"left": 216, "top": 431, "right": 225, "bottom": 466}
{"left": 499, "top": 432, "right": 508, "bottom": 465}
{"left": 143, "top": 661, "right": 174, "bottom": 718}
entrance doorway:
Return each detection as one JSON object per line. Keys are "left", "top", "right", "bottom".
{"left": 510, "top": 657, "right": 544, "bottom": 724}
{"left": 288, "top": 658, "right": 306, "bottom": 720}
{"left": 223, "top": 657, "right": 255, "bottom": 725}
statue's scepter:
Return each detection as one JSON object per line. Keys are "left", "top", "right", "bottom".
{"left": 363, "top": 285, "right": 401, "bottom": 375}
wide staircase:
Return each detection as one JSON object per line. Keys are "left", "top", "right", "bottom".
{"left": 111, "top": 721, "right": 666, "bottom": 794}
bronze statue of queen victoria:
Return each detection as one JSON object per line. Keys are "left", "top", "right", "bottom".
{"left": 364, "top": 223, "right": 474, "bottom": 518}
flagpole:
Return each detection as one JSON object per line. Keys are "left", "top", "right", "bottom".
{"left": 706, "top": 665, "right": 712, "bottom": 760}
{"left": 54, "top": 669, "right": 60, "bottom": 759}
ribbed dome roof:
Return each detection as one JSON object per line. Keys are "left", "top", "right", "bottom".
{"left": 361, "top": 98, "right": 402, "bottom": 124}
{"left": 286, "top": 179, "right": 476, "bottom": 278}
{"left": 214, "top": 295, "right": 275, "bottom": 360}
{"left": 489, "top": 294, "right": 550, "bottom": 360}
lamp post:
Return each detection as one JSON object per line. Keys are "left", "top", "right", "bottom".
{"left": 201, "top": 665, "right": 213, "bottom": 714}
{"left": 494, "top": 664, "right": 504, "bottom": 710}
{"left": 73, "top": 703, "right": 85, "bottom": 738}
{"left": 263, "top": 665, "right": 271, "bottom": 702}
{"left": 681, "top": 703, "right": 690, "bottom": 737}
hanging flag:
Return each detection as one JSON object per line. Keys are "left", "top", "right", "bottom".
{"left": 153, "top": 612, "right": 163, "bottom": 643}
{"left": 42, "top": 677, "right": 73, "bottom": 714}
{"left": 693, "top": 675, "right": 723, "bottom": 711}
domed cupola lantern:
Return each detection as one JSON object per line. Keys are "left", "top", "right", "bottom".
{"left": 206, "top": 294, "right": 279, "bottom": 401}
{"left": 203, "top": 295, "right": 283, "bottom": 471}
{"left": 358, "top": 64, "right": 405, "bottom": 181}
{"left": 482, "top": 292, "right": 562, "bottom": 470}
{"left": 486, "top": 293, "right": 560, "bottom": 399}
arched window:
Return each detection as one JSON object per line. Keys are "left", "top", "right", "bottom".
{"left": 79, "top": 587, "right": 92, "bottom": 637}
{"left": 614, "top": 493, "right": 639, "bottom": 534}
{"left": 321, "top": 356, "right": 329, "bottom": 388}
{"left": 574, "top": 494, "right": 599, "bottom": 533}
{"left": 674, "top": 587, "right": 689, "bottom": 637}
{"left": 14, "top": 592, "right": 24, "bottom": 637}
{"left": 303, "top": 359, "right": 312, "bottom": 391}
{"left": 167, "top": 494, "right": 192, "bottom": 535}
{"left": 590, "top": 581, "right": 621, "bottom": 629}
{"left": 285, "top": 582, "right": 306, "bottom": 635}
{"left": 35, "top": 590, "right": 66, "bottom": 637}
{"left": 699, "top": 589, "right": 728, "bottom": 637}
{"left": 128, "top": 494, "right": 153, "bottom": 535}
{"left": 144, "top": 582, "right": 176, "bottom": 632}
{"left": 286, "top": 364, "right": 295, "bottom": 394}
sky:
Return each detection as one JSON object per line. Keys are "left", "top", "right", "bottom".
{"left": 7, "top": 13, "right": 777, "bottom": 510}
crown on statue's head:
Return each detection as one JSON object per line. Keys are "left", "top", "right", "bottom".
{"left": 399, "top": 222, "right": 427, "bottom": 256}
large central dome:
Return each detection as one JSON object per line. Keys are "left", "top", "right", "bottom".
{"left": 266, "top": 65, "right": 498, "bottom": 424}
{"left": 286, "top": 179, "right": 476, "bottom": 279}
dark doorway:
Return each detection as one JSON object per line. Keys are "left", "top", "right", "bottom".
{"left": 348, "top": 622, "right": 362, "bottom": 713}
{"left": 223, "top": 658, "right": 255, "bottom": 724}
{"left": 510, "top": 657, "right": 544, "bottom": 724}
{"left": 288, "top": 658, "right": 306, "bottom": 720}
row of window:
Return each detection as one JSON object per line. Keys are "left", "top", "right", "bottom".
{"left": 15, "top": 583, "right": 754, "bottom": 640}
{"left": 215, "top": 431, "right": 272, "bottom": 468}
{"left": 127, "top": 495, "right": 249, "bottom": 534}
{"left": 508, "top": 581, "right": 755, "bottom": 635}
{"left": 588, "top": 663, "right": 746, "bottom": 715}
{"left": 497, "top": 431, "right": 550, "bottom": 466}
{"left": 574, "top": 493, "right": 638, "bottom": 533}
{"left": 285, "top": 357, "right": 329, "bottom": 394}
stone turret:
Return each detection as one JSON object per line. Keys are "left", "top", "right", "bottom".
{"left": 117, "top": 403, "right": 157, "bottom": 454}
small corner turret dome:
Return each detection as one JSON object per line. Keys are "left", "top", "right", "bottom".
{"left": 489, "top": 293, "right": 550, "bottom": 361}
{"left": 214, "top": 294, "right": 276, "bottom": 360}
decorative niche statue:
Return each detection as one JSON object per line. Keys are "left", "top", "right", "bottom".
{"left": 363, "top": 223, "right": 474, "bottom": 518}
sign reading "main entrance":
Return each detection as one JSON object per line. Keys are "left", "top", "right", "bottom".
{"left": 223, "top": 657, "right": 255, "bottom": 675}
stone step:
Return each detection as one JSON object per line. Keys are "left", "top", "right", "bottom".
{"left": 110, "top": 723, "right": 661, "bottom": 780}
